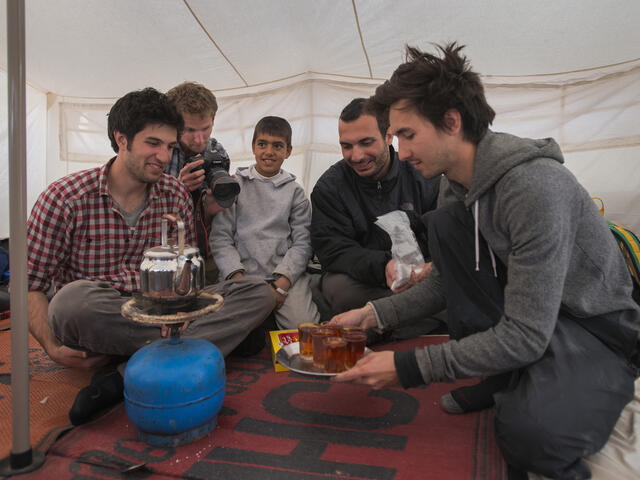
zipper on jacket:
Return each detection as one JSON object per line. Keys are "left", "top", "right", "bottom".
{"left": 375, "top": 181, "right": 384, "bottom": 206}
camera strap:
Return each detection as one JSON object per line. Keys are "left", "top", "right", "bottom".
{"left": 192, "top": 190, "right": 210, "bottom": 259}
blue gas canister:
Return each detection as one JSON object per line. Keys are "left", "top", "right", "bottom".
{"left": 124, "top": 336, "right": 225, "bottom": 447}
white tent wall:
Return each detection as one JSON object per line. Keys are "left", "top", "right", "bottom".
{"left": 0, "top": 69, "right": 46, "bottom": 239}
{"left": 3, "top": 62, "right": 637, "bottom": 241}
{"left": 487, "top": 63, "right": 640, "bottom": 230}
{"left": 214, "top": 77, "right": 382, "bottom": 190}
{"left": 1, "top": 0, "right": 639, "bottom": 240}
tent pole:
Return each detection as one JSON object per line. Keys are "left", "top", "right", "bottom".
{"left": 0, "top": 0, "right": 45, "bottom": 474}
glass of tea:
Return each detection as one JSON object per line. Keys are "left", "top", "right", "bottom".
{"left": 344, "top": 331, "right": 366, "bottom": 368}
{"left": 297, "top": 322, "right": 317, "bottom": 361}
{"left": 311, "top": 326, "right": 334, "bottom": 368}
{"left": 323, "top": 337, "right": 347, "bottom": 373}
{"left": 320, "top": 321, "right": 341, "bottom": 337}
{"left": 340, "top": 326, "right": 363, "bottom": 336}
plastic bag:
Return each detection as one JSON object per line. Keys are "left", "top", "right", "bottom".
{"left": 375, "top": 210, "right": 425, "bottom": 290}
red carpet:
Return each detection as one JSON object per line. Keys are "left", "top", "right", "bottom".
{"left": 7, "top": 335, "right": 506, "bottom": 479}
{"left": 0, "top": 329, "right": 94, "bottom": 461}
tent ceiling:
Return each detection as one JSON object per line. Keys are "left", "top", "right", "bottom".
{"left": 1, "top": 0, "right": 639, "bottom": 98}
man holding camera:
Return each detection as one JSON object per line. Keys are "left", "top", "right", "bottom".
{"left": 165, "top": 82, "right": 238, "bottom": 282}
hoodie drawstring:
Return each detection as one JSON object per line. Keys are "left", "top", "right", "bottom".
{"left": 473, "top": 200, "right": 497, "bottom": 277}
{"left": 474, "top": 201, "right": 480, "bottom": 272}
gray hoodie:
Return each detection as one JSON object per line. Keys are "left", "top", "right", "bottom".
{"left": 372, "top": 130, "right": 640, "bottom": 384}
{"left": 211, "top": 166, "right": 312, "bottom": 283}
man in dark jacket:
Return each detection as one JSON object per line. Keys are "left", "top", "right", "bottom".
{"left": 332, "top": 43, "right": 640, "bottom": 479}
{"left": 310, "top": 98, "right": 441, "bottom": 320}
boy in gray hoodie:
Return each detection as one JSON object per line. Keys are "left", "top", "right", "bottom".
{"left": 331, "top": 43, "right": 640, "bottom": 479}
{"left": 211, "top": 116, "right": 320, "bottom": 329}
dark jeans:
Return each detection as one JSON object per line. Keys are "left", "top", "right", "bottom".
{"left": 427, "top": 201, "right": 637, "bottom": 479}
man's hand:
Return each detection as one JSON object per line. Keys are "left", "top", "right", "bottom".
{"left": 178, "top": 159, "right": 206, "bottom": 191}
{"left": 385, "top": 259, "right": 399, "bottom": 290}
{"left": 28, "top": 290, "right": 110, "bottom": 369}
{"left": 328, "top": 304, "right": 378, "bottom": 330}
{"left": 332, "top": 351, "right": 398, "bottom": 389}
{"left": 268, "top": 275, "right": 291, "bottom": 310}
{"left": 386, "top": 260, "right": 432, "bottom": 293}
{"left": 161, "top": 321, "right": 190, "bottom": 338}
{"left": 203, "top": 189, "right": 228, "bottom": 219}
{"left": 411, "top": 262, "right": 432, "bottom": 283}
{"left": 48, "top": 344, "right": 111, "bottom": 369}
{"left": 269, "top": 285, "right": 286, "bottom": 310}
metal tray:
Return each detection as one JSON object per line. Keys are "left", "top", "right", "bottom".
{"left": 275, "top": 341, "right": 370, "bottom": 377}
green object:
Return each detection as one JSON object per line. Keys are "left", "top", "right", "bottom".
{"left": 608, "top": 221, "right": 640, "bottom": 287}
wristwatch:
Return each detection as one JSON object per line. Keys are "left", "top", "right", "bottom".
{"left": 268, "top": 279, "right": 289, "bottom": 297}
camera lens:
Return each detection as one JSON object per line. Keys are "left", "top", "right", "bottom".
{"left": 213, "top": 182, "right": 238, "bottom": 201}
{"left": 209, "top": 171, "right": 241, "bottom": 207}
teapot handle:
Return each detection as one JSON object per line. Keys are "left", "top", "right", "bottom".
{"left": 161, "top": 216, "right": 168, "bottom": 247}
{"left": 162, "top": 213, "right": 185, "bottom": 255}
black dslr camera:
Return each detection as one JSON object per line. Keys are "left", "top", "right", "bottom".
{"left": 187, "top": 147, "right": 240, "bottom": 208}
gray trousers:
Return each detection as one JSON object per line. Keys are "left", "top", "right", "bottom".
{"left": 273, "top": 272, "right": 320, "bottom": 330}
{"left": 321, "top": 272, "right": 392, "bottom": 314}
{"left": 321, "top": 272, "right": 444, "bottom": 336}
{"left": 48, "top": 277, "right": 275, "bottom": 357}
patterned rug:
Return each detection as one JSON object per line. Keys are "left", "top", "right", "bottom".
{"left": 0, "top": 328, "right": 93, "bottom": 462}
{"left": 1, "top": 333, "right": 506, "bottom": 479}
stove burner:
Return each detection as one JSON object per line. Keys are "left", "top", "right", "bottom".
{"left": 121, "top": 292, "right": 224, "bottom": 326}
{"left": 134, "top": 295, "right": 207, "bottom": 315}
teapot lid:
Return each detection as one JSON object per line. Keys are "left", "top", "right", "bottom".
{"left": 183, "top": 246, "right": 200, "bottom": 256}
{"left": 143, "top": 245, "right": 177, "bottom": 259}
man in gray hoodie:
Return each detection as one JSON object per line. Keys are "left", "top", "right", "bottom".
{"left": 332, "top": 43, "right": 640, "bottom": 479}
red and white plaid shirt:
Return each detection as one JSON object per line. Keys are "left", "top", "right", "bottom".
{"left": 27, "top": 158, "right": 194, "bottom": 294}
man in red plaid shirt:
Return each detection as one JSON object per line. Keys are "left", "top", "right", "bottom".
{"left": 26, "top": 88, "right": 274, "bottom": 424}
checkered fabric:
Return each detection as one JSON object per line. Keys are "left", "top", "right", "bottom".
{"left": 27, "top": 158, "right": 194, "bottom": 294}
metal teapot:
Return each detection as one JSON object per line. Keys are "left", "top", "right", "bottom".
{"left": 140, "top": 214, "right": 205, "bottom": 302}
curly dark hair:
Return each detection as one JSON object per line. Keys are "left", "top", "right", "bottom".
{"left": 339, "top": 98, "right": 389, "bottom": 138}
{"left": 107, "top": 87, "right": 183, "bottom": 152}
{"left": 372, "top": 42, "right": 495, "bottom": 144}
{"left": 252, "top": 116, "right": 292, "bottom": 147}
